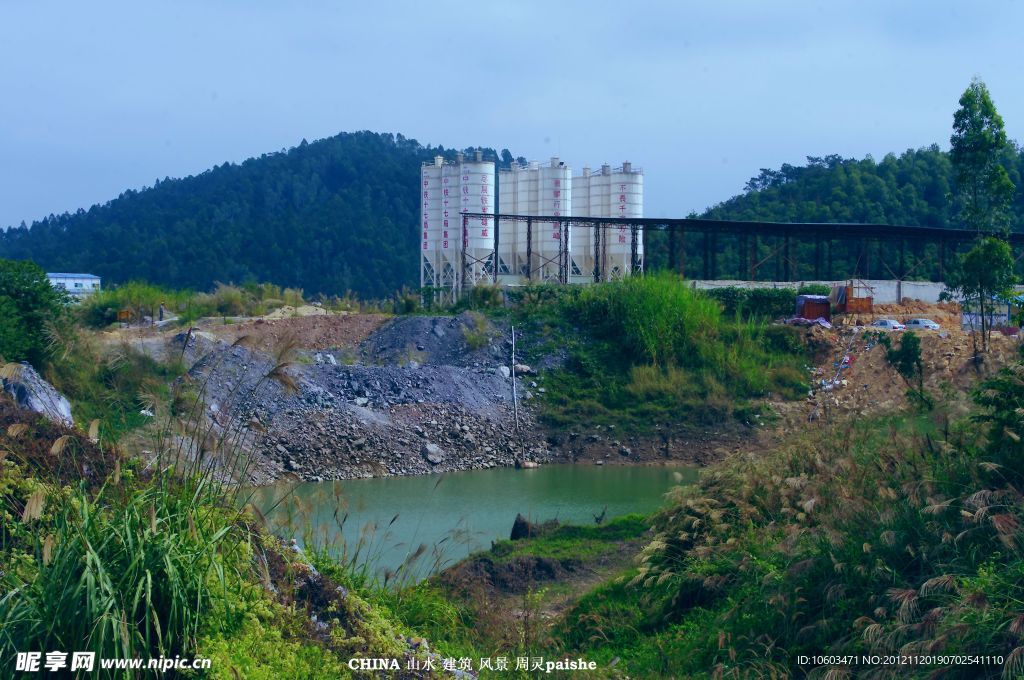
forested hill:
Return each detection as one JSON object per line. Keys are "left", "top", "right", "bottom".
{"left": 6, "top": 138, "right": 1024, "bottom": 298}
{"left": 0, "top": 132, "right": 509, "bottom": 298}
{"left": 701, "top": 145, "right": 1024, "bottom": 227}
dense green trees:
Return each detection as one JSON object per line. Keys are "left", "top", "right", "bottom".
{"left": 0, "top": 133, "right": 502, "bottom": 299}
{"left": 4, "top": 93, "right": 1023, "bottom": 295}
{"left": 642, "top": 142, "right": 1024, "bottom": 281}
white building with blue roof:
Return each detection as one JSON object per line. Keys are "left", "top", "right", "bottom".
{"left": 47, "top": 272, "right": 101, "bottom": 298}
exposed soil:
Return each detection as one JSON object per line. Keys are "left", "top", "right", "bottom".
{"left": 180, "top": 313, "right": 556, "bottom": 484}
{"left": 109, "top": 308, "right": 792, "bottom": 484}
{"left": 771, "top": 312, "right": 1020, "bottom": 431}
{"left": 210, "top": 313, "right": 389, "bottom": 354}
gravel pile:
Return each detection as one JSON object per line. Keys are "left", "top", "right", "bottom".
{"left": 360, "top": 311, "right": 508, "bottom": 367}
{"left": 185, "top": 315, "right": 553, "bottom": 485}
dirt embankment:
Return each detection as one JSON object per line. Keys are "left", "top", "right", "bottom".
{"left": 837, "top": 299, "right": 964, "bottom": 328}
{"left": 210, "top": 313, "right": 389, "bottom": 354}
{"left": 772, "top": 304, "right": 1019, "bottom": 430}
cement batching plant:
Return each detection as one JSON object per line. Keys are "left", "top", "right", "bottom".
{"left": 420, "top": 152, "right": 644, "bottom": 301}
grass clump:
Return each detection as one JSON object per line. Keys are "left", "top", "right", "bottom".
{"left": 490, "top": 513, "right": 650, "bottom": 563}
{"left": 460, "top": 311, "right": 492, "bottom": 350}
{"left": 0, "top": 476, "right": 248, "bottom": 663}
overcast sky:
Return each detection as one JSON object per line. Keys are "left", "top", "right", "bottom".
{"left": 2, "top": 1, "right": 1022, "bottom": 228}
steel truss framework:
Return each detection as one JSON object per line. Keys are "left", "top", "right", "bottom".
{"left": 458, "top": 212, "right": 1024, "bottom": 295}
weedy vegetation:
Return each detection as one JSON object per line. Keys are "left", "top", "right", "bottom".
{"left": 552, "top": 361, "right": 1024, "bottom": 678}
{"left": 501, "top": 274, "right": 810, "bottom": 432}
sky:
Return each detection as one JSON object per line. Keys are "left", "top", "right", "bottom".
{"left": 2, "top": 1, "right": 1023, "bottom": 227}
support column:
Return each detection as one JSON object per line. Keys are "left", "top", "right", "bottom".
{"left": 814, "top": 234, "right": 822, "bottom": 280}
{"left": 749, "top": 234, "right": 758, "bottom": 280}
{"left": 784, "top": 234, "right": 792, "bottom": 281}
{"left": 775, "top": 236, "right": 782, "bottom": 281}
{"left": 630, "top": 224, "right": 639, "bottom": 275}
{"left": 461, "top": 214, "right": 470, "bottom": 298}
{"left": 526, "top": 217, "right": 533, "bottom": 281}
{"left": 668, "top": 226, "right": 677, "bottom": 272}
{"left": 702, "top": 229, "right": 710, "bottom": 280}
{"left": 679, "top": 227, "right": 686, "bottom": 278}
{"left": 560, "top": 221, "right": 569, "bottom": 283}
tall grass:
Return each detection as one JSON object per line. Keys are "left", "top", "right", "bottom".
{"left": 555, "top": 363, "right": 1024, "bottom": 677}
{"left": 0, "top": 476, "right": 246, "bottom": 663}
{"left": 0, "top": 327, "right": 306, "bottom": 670}
{"left": 573, "top": 273, "right": 722, "bottom": 369}
{"left": 531, "top": 274, "right": 809, "bottom": 429}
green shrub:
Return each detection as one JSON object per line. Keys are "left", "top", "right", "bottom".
{"left": 460, "top": 312, "right": 491, "bottom": 350}
{"left": 603, "top": 371, "right": 1024, "bottom": 677}
{"left": 704, "top": 286, "right": 796, "bottom": 320}
{"left": 0, "top": 258, "right": 68, "bottom": 366}
{"left": 742, "top": 287, "right": 797, "bottom": 319}
{"left": 797, "top": 283, "right": 831, "bottom": 296}
{"left": 464, "top": 284, "right": 504, "bottom": 309}
{"left": 530, "top": 275, "right": 808, "bottom": 430}
{"left": 78, "top": 281, "right": 187, "bottom": 328}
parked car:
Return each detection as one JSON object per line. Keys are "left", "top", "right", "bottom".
{"left": 905, "top": 318, "right": 940, "bottom": 331}
{"left": 871, "top": 319, "right": 906, "bottom": 331}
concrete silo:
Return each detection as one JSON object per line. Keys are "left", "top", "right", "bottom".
{"left": 422, "top": 153, "right": 642, "bottom": 298}
{"left": 458, "top": 151, "right": 496, "bottom": 288}
{"left": 607, "top": 162, "right": 644, "bottom": 278}
{"left": 420, "top": 156, "right": 444, "bottom": 290}
{"left": 570, "top": 167, "right": 592, "bottom": 283}
{"left": 574, "top": 162, "right": 643, "bottom": 280}
{"left": 420, "top": 151, "right": 495, "bottom": 302}
{"left": 535, "top": 158, "right": 572, "bottom": 281}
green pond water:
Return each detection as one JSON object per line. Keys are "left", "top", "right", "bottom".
{"left": 251, "top": 463, "right": 698, "bottom": 580}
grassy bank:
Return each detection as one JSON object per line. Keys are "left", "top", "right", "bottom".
{"left": 499, "top": 275, "right": 809, "bottom": 432}
{"left": 550, "top": 362, "right": 1024, "bottom": 678}
{"left": 0, "top": 381, "right": 450, "bottom": 678}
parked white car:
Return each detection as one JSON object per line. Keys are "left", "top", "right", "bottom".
{"left": 871, "top": 319, "right": 906, "bottom": 331}
{"left": 905, "top": 318, "right": 940, "bottom": 331}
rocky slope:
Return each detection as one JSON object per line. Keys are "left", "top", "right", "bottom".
{"left": 177, "top": 312, "right": 554, "bottom": 484}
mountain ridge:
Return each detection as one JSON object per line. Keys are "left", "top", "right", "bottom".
{"left": 4, "top": 134, "right": 1024, "bottom": 297}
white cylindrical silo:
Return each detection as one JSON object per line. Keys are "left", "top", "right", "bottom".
{"left": 459, "top": 158, "right": 495, "bottom": 252}
{"left": 515, "top": 164, "right": 539, "bottom": 277}
{"left": 420, "top": 157, "right": 444, "bottom": 288}
{"left": 440, "top": 162, "right": 461, "bottom": 253}
{"left": 605, "top": 163, "right": 644, "bottom": 277}
{"left": 457, "top": 157, "right": 496, "bottom": 286}
{"left": 588, "top": 165, "right": 611, "bottom": 217}
{"left": 537, "top": 157, "right": 571, "bottom": 280}
{"left": 497, "top": 166, "right": 518, "bottom": 280}
{"left": 570, "top": 167, "right": 592, "bottom": 281}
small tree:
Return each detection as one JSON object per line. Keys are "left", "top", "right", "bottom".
{"left": 950, "top": 78, "right": 1015, "bottom": 232}
{"left": 0, "top": 259, "right": 69, "bottom": 367}
{"left": 877, "top": 330, "right": 930, "bottom": 410}
{"left": 942, "top": 237, "right": 1015, "bottom": 353}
